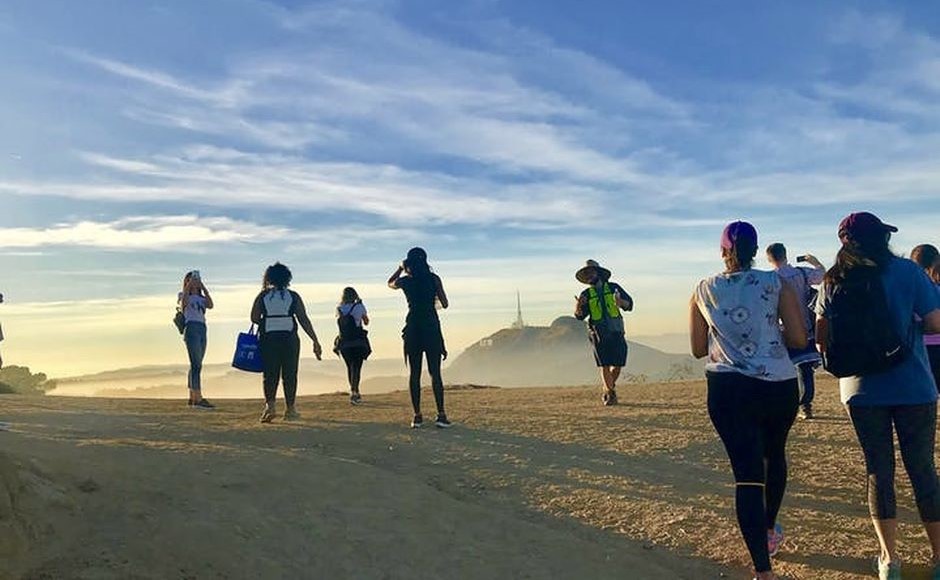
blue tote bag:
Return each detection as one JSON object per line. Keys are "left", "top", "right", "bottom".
{"left": 232, "top": 325, "right": 264, "bottom": 373}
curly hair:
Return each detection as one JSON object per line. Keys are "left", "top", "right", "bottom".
{"left": 263, "top": 262, "right": 293, "bottom": 290}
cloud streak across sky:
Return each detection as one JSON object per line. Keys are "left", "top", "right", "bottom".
{"left": 0, "top": 0, "right": 938, "bottom": 375}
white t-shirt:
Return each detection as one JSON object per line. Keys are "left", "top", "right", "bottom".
{"left": 178, "top": 293, "right": 208, "bottom": 324}
{"left": 338, "top": 302, "right": 367, "bottom": 327}
{"left": 694, "top": 269, "right": 797, "bottom": 382}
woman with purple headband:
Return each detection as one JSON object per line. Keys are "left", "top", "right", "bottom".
{"left": 690, "top": 221, "right": 806, "bottom": 580}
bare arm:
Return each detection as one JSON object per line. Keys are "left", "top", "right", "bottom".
{"left": 292, "top": 293, "right": 322, "bottom": 359}
{"left": 925, "top": 309, "right": 940, "bottom": 335}
{"left": 387, "top": 265, "right": 404, "bottom": 289}
{"left": 250, "top": 293, "right": 264, "bottom": 325}
{"left": 434, "top": 275, "right": 449, "bottom": 309}
{"left": 778, "top": 284, "right": 808, "bottom": 350}
{"left": 202, "top": 284, "right": 214, "bottom": 310}
{"left": 574, "top": 293, "right": 588, "bottom": 320}
{"left": 689, "top": 295, "right": 709, "bottom": 359}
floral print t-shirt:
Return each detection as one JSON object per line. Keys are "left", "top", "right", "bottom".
{"left": 694, "top": 269, "right": 797, "bottom": 382}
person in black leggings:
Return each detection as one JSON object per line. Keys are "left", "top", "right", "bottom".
{"left": 690, "top": 221, "right": 807, "bottom": 580}
{"left": 388, "top": 247, "right": 451, "bottom": 429}
{"left": 335, "top": 287, "right": 371, "bottom": 405}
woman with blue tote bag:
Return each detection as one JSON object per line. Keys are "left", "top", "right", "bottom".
{"left": 250, "top": 262, "right": 323, "bottom": 423}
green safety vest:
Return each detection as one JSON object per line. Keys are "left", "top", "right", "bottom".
{"left": 587, "top": 283, "right": 622, "bottom": 322}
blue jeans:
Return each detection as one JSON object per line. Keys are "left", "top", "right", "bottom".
{"left": 796, "top": 362, "right": 816, "bottom": 407}
{"left": 184, "top": 322, "right": 207, "bottom": 392}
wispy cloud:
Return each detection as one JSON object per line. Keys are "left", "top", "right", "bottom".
{"left": 0, "top": 215, "right": 417, "bottom": 251}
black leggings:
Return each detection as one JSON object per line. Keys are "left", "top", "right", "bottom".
{"left": 848, "top": 403, "right": 940, "bottom": 522}
{"left": 706, "top": 372, "right": 799, "bottom": 573}
{"left": 407, "top": 350, "right": 444, "bottom": 415}
{"left": 341, "top": 348, "right": 366, "bottom": 393}
{"left": 261, "top": 332, "right": 300, "bottom": 406}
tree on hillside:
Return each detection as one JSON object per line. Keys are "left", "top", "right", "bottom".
{"left": 0, "top": 366, "right": 56, "bottom": 395}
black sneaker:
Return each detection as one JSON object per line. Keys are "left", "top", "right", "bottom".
{"left": 350, "top": 393, "right": 362, "bottom": 406}
{"left": 798, "top": 405, "right": 813, "bottom": 420}
{"left": 193, "top": 399, "right": 215, "bottom": 410}
{"left": 410, "top": 414, "right": 424, "bottom": 429}
{"left": 602, "top": 390, "right": 618, "bottom": 406}
{"left": 434, "top": 414, "right": 452, "bottom": 429}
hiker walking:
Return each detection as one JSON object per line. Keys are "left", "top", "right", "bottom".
{"left": 334, "top": 287, "right": 371, "bottom": 405}
{"left": 816, "top": 213, "right": 940, "bottom": 580}
{"left": 690, "top": 221, "right": 807, "bottom": 580}
{"left": 250, "top": 262, "right": 323, "bottom": 423}
{"left": 912, "top": 244, "right": 940, "bottom": 390}
{"left": 574, "top": 260, "right": 633, "bottom": 406}
{"left": 388, "top": 247, "right": 451, "bottom": 429}
{"left": 179, "top": 271, "right": 215, "bottom": 409}
{"left": 766, "top": 243, "right": 825, "bottom": 419}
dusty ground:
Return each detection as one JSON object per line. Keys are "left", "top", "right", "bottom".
{"left": 1, "top": 378, "right": 938, "bottom": 579}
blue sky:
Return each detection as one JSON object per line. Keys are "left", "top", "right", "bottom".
{"left": 0, "top": 0, "right": 938, "bottom": 376}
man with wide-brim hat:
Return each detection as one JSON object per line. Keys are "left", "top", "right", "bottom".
{"left": 574, "top": 260, "right": 634, "bottom": 406}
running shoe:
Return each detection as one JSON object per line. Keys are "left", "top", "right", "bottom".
{"left": 435, "top": 414, "right": 452, "bottom": 429}
{"left": 410, "top": 414, "right": 424, "bottom": 429}
{"left": 875, "top": 556, "right": 901, "bottom": 580}
{"left": 284, "top": 406, "right": 300, "bottom": 421}
{"left": 602, "top": 390, "right": 618, "bottom": 406}
{"left": 767, "top": 523, "right": 784, "bottom": 557}
{"left": 260, "top": 403, "right": 277, "bottom": 423}
{"left": 192, "top": 399, "right": 215, "bottom": 410}
{"left": 797, "top": 404, "right": 814, "bottom": 420}
{"left": 350, "top": 392, "right": 362, "bottom": 406}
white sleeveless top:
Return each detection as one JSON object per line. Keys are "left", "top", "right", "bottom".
{"left": 262, "top": 290, "right": 295, "bottom": 333}
{"left": 694, "top": 269, "right": 797, "bottom": 381}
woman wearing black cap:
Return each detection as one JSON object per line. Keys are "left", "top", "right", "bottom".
{"left": 690, "top": 221, "right": 806, "bottom": 580}
{"left": 816, "top": 213, "right": 940, "bottom": 579}
{"left": 388, "top": 247, "right": 451, "bottom": 429}
{"left": 574, "top": 259, "right": 633, "bottom": 405}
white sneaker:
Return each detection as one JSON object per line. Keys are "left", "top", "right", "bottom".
{"left": 260, "top": 403, "right": 276, "bottom": 423}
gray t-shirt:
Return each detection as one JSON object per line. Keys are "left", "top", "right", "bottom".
{"left": 816, "top": 257, "right": 940, "bottom": 406}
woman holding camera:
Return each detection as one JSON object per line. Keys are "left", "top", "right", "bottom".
{"left": 179, "top": 271, "right": 214, "bottom": 409}
{"left": 388, "top": 247, "right": 451, "bottom": 429}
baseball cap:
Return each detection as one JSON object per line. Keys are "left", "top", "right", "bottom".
{"left": 838, "top": 212, "right": 897, "bottom": 243}
{"left": 720, "top": 221, "right": 758, "bottom": 251}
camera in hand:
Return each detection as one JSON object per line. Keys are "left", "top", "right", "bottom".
{"left": 796, "top": 255, "right": 808, "bottom": 263}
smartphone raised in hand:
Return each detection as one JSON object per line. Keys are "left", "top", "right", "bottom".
{"left": 796, "top": 255, "right": 808, "bottom": 263}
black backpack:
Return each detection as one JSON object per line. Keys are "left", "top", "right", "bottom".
{"left": 822, "top": 269, "right": 907, "bottom": 378}
{"left": 337, "top": 304, "right": 364, "bottom": 341}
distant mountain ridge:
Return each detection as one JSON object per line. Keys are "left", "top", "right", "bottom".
{"left": 446, "top": 316, "right": 701, "bottom": 387}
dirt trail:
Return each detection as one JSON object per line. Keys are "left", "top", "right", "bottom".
{"left": 0, "top": 380, "right": 936, "bottom": 579}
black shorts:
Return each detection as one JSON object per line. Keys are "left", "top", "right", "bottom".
{"left": 591, "top": 332, "right": 627, "bottom": 367}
